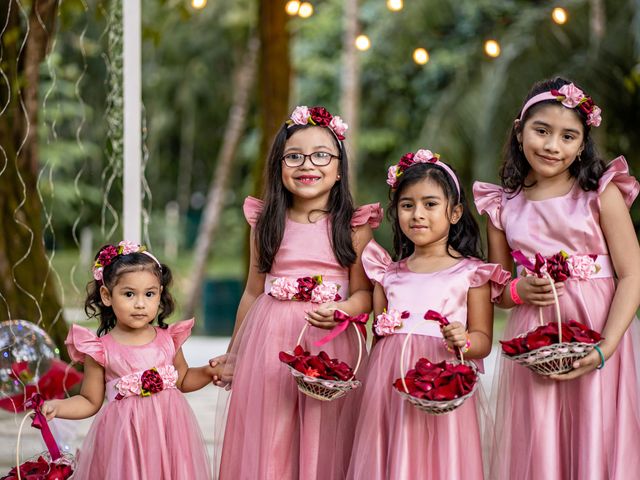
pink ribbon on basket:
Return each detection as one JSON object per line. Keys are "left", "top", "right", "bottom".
{"left": 25, "top": 393, "right": 61, "bottom": 461}
{"left": 511, "top": 249, "right": 540, "bottom": 273}
{"left": 424, "top": 310, "right": 450, "bottom": 327}
{"left": 314, "top": 310, "right": 368, "bottom": 347}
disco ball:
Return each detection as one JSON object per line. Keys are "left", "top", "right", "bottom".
{"left": 0, "top": 320, "right": 58, "bottom": 397}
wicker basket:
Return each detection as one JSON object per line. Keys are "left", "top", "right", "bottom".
{"left": 395, "top": 322, "right": 479, "bottom": 415}
{"left": 282, "top": 322, "right": 363, "bottom": 401}
{"left": 503, "top": 272, "right": 600, "bottom": 376}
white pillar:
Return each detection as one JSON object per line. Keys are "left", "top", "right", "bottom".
{"left": 122, "top": 1, "right": 142, "bottom": 243}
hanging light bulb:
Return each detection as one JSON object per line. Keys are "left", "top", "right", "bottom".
{"left": 552, "top": 7, "right": 568, "bottom": 25}
{"left": 413, "top": 48, "right": 429, "bottom": 65}
{"left": 298, "top": 2, "right": 314, "bottom": 18}
{"left": 484, "top": 39, "right": 501, "bottom": 58}
{"left": 387, "top": 0, "right": 403, "bottom": 11}
{"left": 355, "top": 35, "right": 371, "bottom": 51}
{"left": 285, "top": 1, "right": 301, "bottom": 16}
{"left": 191, "top": 0, "right": 207, "bottom": 9}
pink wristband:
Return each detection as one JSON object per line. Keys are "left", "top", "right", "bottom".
{"left": 510, "top": 278, "right": 524, "bottom": 305}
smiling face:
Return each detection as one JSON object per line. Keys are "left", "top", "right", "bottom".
{"left": 100, "top": 270, "right": 162, "bottom": 333}
{"left": 518, "top": 104, "right": 585, "bottom": 183}
{"left": 397, "top": 177, "right": 461, "bottom": 250}
{"left": 280, "top": 126, "right": 341, "bottom": 205}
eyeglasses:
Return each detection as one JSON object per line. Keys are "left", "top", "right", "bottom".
{"left": 281, "top": 151, "right": 339, "bottom": 167}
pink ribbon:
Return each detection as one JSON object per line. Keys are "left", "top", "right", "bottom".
{"left": 511, "top": 249, "right": 539, "bottom": 272}
{"left": 424, "top": 309, "right": 450, "bottom": 327}
{"left": 314, "top": 310, "right": 368, "bottom": 347}
{"left": 25, "top": 393, "right": 61, "bottom": 461}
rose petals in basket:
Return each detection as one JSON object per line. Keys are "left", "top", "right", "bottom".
{"left": 1, "top": 454, "right": 74, "bottom": 480}
{"left": 500, "top": 319, "right": 602, "bottom": 356}
{"left": 279, "top": 345, "right": 355, "bottom": 381}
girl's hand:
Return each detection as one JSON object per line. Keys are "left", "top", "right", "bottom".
{"left": 517, "top": 277, "right": 565, "bottom": 306}
{"left": 41, "top": 400, "right": 59, "bottom": 421}
{"left": 549, "top": 348, "right": 604, "bottom": 381}
{"left": 441, "top": 322, "right": 468, "bottom": 349}
{"left": 305, "top": 302, "right": 340, "bottom": 330}
{"left": 209, "top": 354, "right": 233, "bottom": 390}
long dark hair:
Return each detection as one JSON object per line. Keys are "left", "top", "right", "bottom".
{"left": 388, "top": 162, "right": 483, "bottom": 261}
{"left": 501, "top": 77, "right": 606, "bottom": 193}
{"left": 255, "top": 123, "right": 356, "bottom": 273}
{"left": 85, "top": 248, "right": 175, "bottom": 336}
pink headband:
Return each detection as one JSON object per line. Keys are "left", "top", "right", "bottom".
{"left": 519, "top": 83, "right": 602, "bottom": 127}
{"left": 386, "top": 149, "right": 461, "bottom": 202}
{"left": 286, "top": 105, "right": 348, "bottom": 143}
{"left": 93, "top": 241, "right": 162, "bottom": 282}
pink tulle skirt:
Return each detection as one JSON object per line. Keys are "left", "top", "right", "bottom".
{"left": 216, "top": 294, "right": 366, "bottom": 480}
{"left": 347, "top": 334, "right": 490, "bottom": 480}
{"left": 491, "top": 277, "right": 640, "bottom": 480}
{"left": 74, "top": 389, "right": 211, "bottom": 479}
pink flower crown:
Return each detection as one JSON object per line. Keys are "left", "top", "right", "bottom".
{"left": 386, "top": 149, "right": 461, "bottom": 201}
{"left": 286, "top": 106, "right": 348, "bottom": 141}
{"left": 519, "top": 83, "right": 602, "bottom": 127}
{"left": 93, "top": 241, "right": 162, "bottom": 282}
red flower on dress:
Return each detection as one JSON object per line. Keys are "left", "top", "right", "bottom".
{"left": 294, "top": 276, "right": 318, "bottom": 302}
{"left": 394, "top": 358, "right": 476, "bottom": 401}
{"left": 140, "top": 368, "right": 164, "bottom": 396}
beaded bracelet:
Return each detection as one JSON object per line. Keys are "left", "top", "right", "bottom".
{"left": 510, "top": 278, "right": 524, "bottom": 305}
{"left": 442, "top": 334, "right": 471, "bottom": 354}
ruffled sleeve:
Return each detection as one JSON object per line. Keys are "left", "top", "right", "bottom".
{"left": 65, "top": 324, "right": 105, "bottom": 367}
{"left": 598, "top": 156, "right": 639, "bottom": 209}
{"left": 470, "top": 262, "right": 511, "bottom": 303}
{"left": 243, "top": 196, "right": 264, "bottom": 228}
{"left": 351, "top": 203, "right": 383, "bottom": 229}
{"left": 362, "top": 240, "right": 392, "bottom": 284}
{"left": 167, "top": 318, "right": 195, "bottom": 350}
{"left": 473, "top": 182, "right": 504, "bottom": 230}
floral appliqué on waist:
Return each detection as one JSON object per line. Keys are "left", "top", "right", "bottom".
{"left": 269, "top": 275, "right": 342, "bottom": 303}
{"left": 514, "top": 250, "right": 600, "bottom": 281}
{"left": 114, "top": 365, "right": 178, "bottom": 400}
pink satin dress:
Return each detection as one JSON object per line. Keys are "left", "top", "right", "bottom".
{"left": 216, "top": 197, "right": 382, "bottom": 480}
{"left": 346, "top": 240, "right": 509, "bottom": 480}
{"left": 65, "top": 319, "right": 212, "bottom": 479}
{"left": 474, "top": 156, "right": 640, "bottom": 480}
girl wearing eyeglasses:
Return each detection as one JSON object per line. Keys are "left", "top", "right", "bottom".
{"left": 211, "top": 106, "right": 381, "bottom": 480}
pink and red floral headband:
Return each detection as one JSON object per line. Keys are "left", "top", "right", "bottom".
{"left": 386, "top": 149, "right": 461, "bottom": 202}
{"left": 519, "top": 83, "right": 602, "bottom": 127}
{"left": 93, "top": 241, "right": 162, "bottom": 282}
{"left": 286, "top": 106, "right": 348, "bottom": 142}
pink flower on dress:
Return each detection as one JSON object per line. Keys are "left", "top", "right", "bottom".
{"left": 310, "top": 281, "right": 339, "bottom": 304}
{"left": 118, "top": 240, "right": 141, "bottom": 255}
{"left": 290, "top": 106, "right": 310, "bottom": 125}
{"left": 329, "top": 115, "right": 348, "bottom": 140}
{"left": 269, "top": 277, "right": 298, "bottom": 300}
{"left": 156, "top": 365, "right": 179, "bottom": 385}
{"left": 413, "top": 149, "right": 436, "bottom": 163}
{"left": 587, "top": 106, "right": 602, "bottom": 127}
{"left": 115, "top": 374, "right": 141, "bottom": 398}
{"left": 386, "top": 165, "right": 399, "bottom": 187}
{"left": 567, "top": 255, "right": 598, "bottom": 280}
{"left": 558, "top": 83, "right": 585, "bottom": 108}
{"left": 375, "top": 309, "right": 409, "bottom": 336}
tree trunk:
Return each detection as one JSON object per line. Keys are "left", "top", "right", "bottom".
{"left": 340, "top": 0, "right": 360, "bottom": 195}
{"left": 0, "top": 0, "right": 69, "bottom": 358}
{"left": 184, "top": 35, "right": 260, "bottom": 319}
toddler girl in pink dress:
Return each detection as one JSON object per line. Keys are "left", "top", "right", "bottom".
{"left": 211, "top": 106, "right": 381, "bottom": 479}
{"left": 42, "top": 241, "right": 220, "bottom": 479}
{"left": 347, "top": 149, "right": 509, "bottom": 479}
{"left": 474, "top": 77, "right": 640, "bottom": 479}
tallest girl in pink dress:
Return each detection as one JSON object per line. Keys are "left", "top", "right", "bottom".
{"left": 212, "top": 106, "right": 380, "bottom": 479}
{"left": 474, "top": 77, "right": 640, "bottom": 479}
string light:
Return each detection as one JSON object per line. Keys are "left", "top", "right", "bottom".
{"left": 413, "top": 48, "right": 429, "bottom": 65}
{"left": 285, "top": 1, "right": 300, "bottom": 16}
{"left": 551, "top": 7, "right": 568, "bottom": 25}
{"left": 355, "top": 35, "right": 371, "bottom": 51}
{"left": 484, "top": 39, "right": 501, "bottom": 58}
{"left": 387, "top": 0, "right": 403, "bottom": 11}
{"left": 191, "top": 0, "right": 207, "bottom": 9}
{"left": 298, "top": 2, "right": 314, "bottom": 18}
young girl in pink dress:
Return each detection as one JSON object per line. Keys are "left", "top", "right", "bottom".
{"left": 474, "top": 77, "right": 640, "bottom": 479}
{"left": 347, "top": 149, "right": 509, "bottom": 479}
{"left": 211, "top": 106, "right": 381, "bottom": 479}
{"left": 42, "top": 241, "right": 220, "bottom": 479}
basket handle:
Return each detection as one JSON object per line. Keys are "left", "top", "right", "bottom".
{"left": 399, "top": 320, "right": 465, "bottom": 394}
{"left": 296, "top": 321, "right": 364, "bottom": 379}
{"left": 536, "top": 272, "right": 563, "bottom": 343}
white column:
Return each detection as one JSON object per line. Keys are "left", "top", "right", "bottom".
{"left": 122, "top": 1, "right": 142, "bottom": 243}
